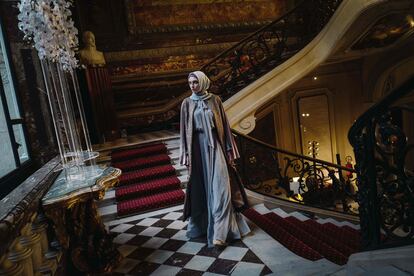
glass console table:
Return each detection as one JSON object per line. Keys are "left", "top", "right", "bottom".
{"left": 42, "top": 165, "right": 121, "bottom": 274}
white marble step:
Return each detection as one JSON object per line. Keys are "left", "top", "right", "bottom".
{"left": 316, "top": 217, "right": 360, "bottom": 230}
{"left": 251, "top": 203, "right": 272, "bottom": 215}
{"left": 168, "top": 148, "right": 180, "bottom": 161}
{"left": 284, "top": 210, "right": 310, "bottom": 222}
{"left": 253, "top": 204, "right": 360, "bottom": 230}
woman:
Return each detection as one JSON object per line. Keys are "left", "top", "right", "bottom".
{"left": 179, "top": 71, "right": 250, "bottom": 247}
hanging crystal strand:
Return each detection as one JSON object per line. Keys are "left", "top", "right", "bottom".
{"left": 48, "top": 61, "right": 75, "bottom": 168}
{"left": 40, "top": 59, "right": 67, "bottom": 169}
{"left": 56, "top": 62, "right": 83, "bottom": 167}
{"left": 18, "top": 0, "right": 105, "bottom": 185}
{"left": 70, "top": 71, "right": 94, "bottom": 156}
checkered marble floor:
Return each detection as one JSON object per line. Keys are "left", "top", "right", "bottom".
{"left": 107, "top": 206, "right": 272, "bottom": 275}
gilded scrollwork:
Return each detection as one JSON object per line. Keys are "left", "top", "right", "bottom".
{"left": 42, "top": 167, "right": 122, "bottom": 273}
{"left": 233, "top": 130, "right": 357, "bottom": 213}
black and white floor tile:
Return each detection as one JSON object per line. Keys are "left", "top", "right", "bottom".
{"left": 107, "top": 207, "right": 272, "bottom": 276}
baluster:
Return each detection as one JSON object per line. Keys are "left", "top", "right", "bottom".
{"left": 32, "top": 214, "right": 58, "bottom": 275}
{"left": 0, "top": 254, "right": 23, "bottom": 276}
{"left": 20, "top": 221, "right": 42, "bottom": 275}
{"left": 7, "top": 237, "right": 33, "bottom": 276}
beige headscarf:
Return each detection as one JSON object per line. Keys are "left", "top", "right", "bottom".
{"left": 188, "top": 71, "right": 215, "bottom": 147}
{"left": 189, "top": 71, "right": 211, "bottom": 99}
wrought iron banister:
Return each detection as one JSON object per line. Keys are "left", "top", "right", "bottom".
{"left": 348, "top": 76, "right": 414, "bottom": 250}
{"left": 231, "top": 129, "right": 358, "bottom": 215}
{"left": 201, "top": 0, "right": 343, "bottom": 101}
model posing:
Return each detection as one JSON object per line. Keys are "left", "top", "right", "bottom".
{"left": 179, "top": 71, "right": 250, "bottom": 247}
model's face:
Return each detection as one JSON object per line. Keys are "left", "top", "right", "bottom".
{"left": 188, "top": 76, "right": 201, "bottom": 93}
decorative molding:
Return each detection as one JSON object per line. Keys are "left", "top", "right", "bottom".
{"left": 350, "top": 12, "right": 414, "bottom": 51}
{"left": 133, "top": 20, "right": 272, "bottom": 34}
{"left": 105, "top": 42, "right": 236, "bottom": 62}
{"left": 254, "top": 102, "right": 283, "bottom": 148}
{"left": 290, "top": 88, "right": 338, "bottom": 163}
{"left": 371, "top": 55, "right": 414, "bottom": 102}
{"left": 110, "top": 56, "right": 209, "bottom": 77}
{"left": 325, "top": 1, "right": 414, "bottom": 64}
{"left": 234, "top": 114, "right": 256, "bottom": 134}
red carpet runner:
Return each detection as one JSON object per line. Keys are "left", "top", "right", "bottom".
{"left": 243, "top": 208, "right": 361, "bottom": 265}
{"left": 112, "top": 143, "right": 185, "bottom": 216}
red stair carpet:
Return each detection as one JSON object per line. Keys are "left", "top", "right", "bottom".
{"left": 112, "top": 144, "right": 167, "bottom": 162}
{"left": 112, "top": 143, "right": 185, "bottom": 217}
{"left": 243, "top": 208, "right": 361, "bottom": 265}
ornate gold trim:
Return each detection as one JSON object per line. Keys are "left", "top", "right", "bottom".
{"left": 42, "top": 167, "right": 122, "bottom": 273}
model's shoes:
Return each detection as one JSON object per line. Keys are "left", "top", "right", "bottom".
{"left": 213, "top": 239, "right": 227, "bottom": 246}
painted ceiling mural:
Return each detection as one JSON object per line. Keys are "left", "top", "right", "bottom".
{"left": 130, "top": 0, "right": 286, "bottom": 28}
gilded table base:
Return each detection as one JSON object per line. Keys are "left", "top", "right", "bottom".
{"left": 43, "top": 167, "right": 122, "bottom": 274}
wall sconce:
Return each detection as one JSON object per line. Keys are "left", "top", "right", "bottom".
{"left": 407, "top": 15, "right": 414, "bottom": 28}
{"left": 307, "top": 140, "right": 319, "bottom": 158}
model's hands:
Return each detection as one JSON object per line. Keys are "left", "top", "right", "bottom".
{"left": 184, "top": 154, "right": 189, "bottom": 167}
{"left": 227, "top": 151, "right": 236, "bottom": 167}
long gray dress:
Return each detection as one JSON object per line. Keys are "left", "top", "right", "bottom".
{"left": 186, "top": 98, "right": 250, "bottom": 247}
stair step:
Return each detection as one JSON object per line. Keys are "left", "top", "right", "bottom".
{"left": 98, "top": 173, "right": 188, "bottom": 208}
{"left": 243, "top": 208, "right": 323, "bottom": 261}
{"left": 251, "top": 203, "right": 272, "bottom": 215}
{"left": 113, "top": 153, "right": 171, "bottom": 172}
{"left": 117, "top": 189, "right": 185, "bottom": 217}
{"left": 270, "top": 207, "right": 289, "bottom": 218}
{"left": 286, "top": 216, "right": 357, "bottom": 256}
{"left": 317, "top": 217, "right": 360, "bottom": 230}
{"left": 319, "top": 222, "right": 361, "bottom": 249}
{"left": 119, "top": 164, "right": 176, "bottom": 185}
{"left": 264, "top": 212, "right": 348, "bottom": 265}
{"left": 112, "top": 143, "right": 167, "bottom": 162}
{"left": 116, "top": 176, "right": 181, "bottom": 201}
